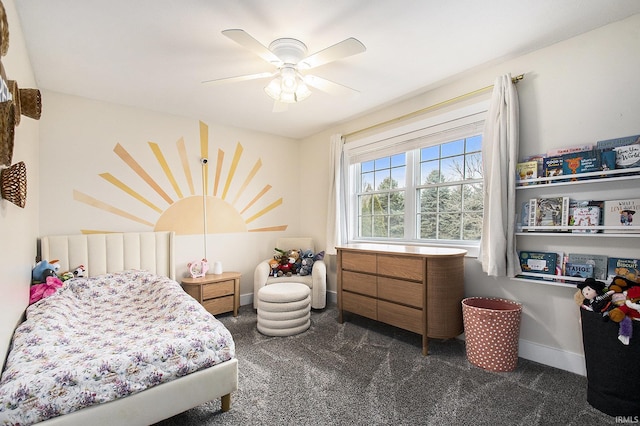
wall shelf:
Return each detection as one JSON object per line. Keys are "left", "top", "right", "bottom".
{"left": 515, "top": 162, "right": 640, "bottom": 288}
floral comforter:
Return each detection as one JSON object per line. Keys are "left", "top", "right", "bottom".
{"left": 0, "top": 270, "right": 235, "bottom": 425}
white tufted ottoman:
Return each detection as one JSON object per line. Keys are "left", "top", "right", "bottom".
{"left": 257, "top": 282, "right": 311, "bottom": 336}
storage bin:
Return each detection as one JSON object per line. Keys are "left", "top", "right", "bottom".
{"left": 581, "top": 308, "right": 640, "bottom": 417}
{"left": 462, "top": 297, "right": 522, "bottom": 372}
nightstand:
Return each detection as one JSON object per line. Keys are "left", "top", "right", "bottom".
{"left": 181, "top": 272, "right": 241, "bottom": 316}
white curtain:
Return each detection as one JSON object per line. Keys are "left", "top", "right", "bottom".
{"left": 325, "top": 134, "right": 346, "bottom": 255}
{"left": 479, "top": 74, "right": 521, "bottom": 277}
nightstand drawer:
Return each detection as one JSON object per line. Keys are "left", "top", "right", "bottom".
{"left": 203, "top": 295, "right": 234, "bottom": 315}
{"left": 202, "top": 280, "right": 234, "bottom": 299}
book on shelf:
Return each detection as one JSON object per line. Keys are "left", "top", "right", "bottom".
{"left": 555, "top": 251, "right": 566, "bottom": 276}
{"left": 603, "top": 198, "right": 640, "bottom": 233}
{"left": 528, "top": 196, "right": 570, "bottom": 230}
{"left": 607, "top": 257, "right": 640, "bottom": 282}
{"left": 542, "top": 156, "right": 564, "bottom": 182}
{"left": 596, "top": 134, "right": 640, "bottom": 151}
{"left": 568, "top": 200, "right": 603, "bottom": 227}
{"left": 571, "top": 205, "right": 601, "bottom": 233}
{"left": 562, "top": 150, "right": 600, "bottom": 181}
{"left": 598, "top": 149, "right": 616, "bottom": 174}
{"left": 567, "top": 253, "right": 608, "bottom": 280}
{"left": 613, "top": 143, "right": 640, "bottom": 169}
{"left": 547, "top": 144, "right": 593, "bottom": 157}
{"left": 565, "top": 262, "right": 594, "bottom": 278}
{"left": 518, "top": 251, "right": 557, "bottom": 278}
{"left": 516, "top": 160, "right": 538, "bottom": 185}
{"left": 519, "top": 201, "right": 530, "bottom": 228}
{"left": 521, "top": 154, "right": 545, "bottom": 176}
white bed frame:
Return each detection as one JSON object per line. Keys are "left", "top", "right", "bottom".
{"left": 5, "top": 231, "right": 238, "bottom": 426}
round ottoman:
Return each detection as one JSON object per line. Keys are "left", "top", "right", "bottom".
{"left": 257, "top": 283, "right": 311, "bottom": 336}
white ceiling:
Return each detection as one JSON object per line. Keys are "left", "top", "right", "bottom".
{"left": 14, "top": 0, "right": 640, "bottom": 140}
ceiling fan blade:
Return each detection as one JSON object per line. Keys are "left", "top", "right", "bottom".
{"left": 303, "top": 75, "right": 359, "bottom": 97}
{"left": 222, "top": 29, "right": 282, "bottom": 65}
{"left": 202, "top": 71, "right": 274, "bottom": 85}
{"left": 300, "top": 38, "right": 366, "bottom": 69}
{"left": 272, "top": 100, "right": 289, "bottom": 113}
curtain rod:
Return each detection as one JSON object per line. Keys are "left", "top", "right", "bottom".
{"left": 344, "top": 74, "right": 524, "bottom": 140}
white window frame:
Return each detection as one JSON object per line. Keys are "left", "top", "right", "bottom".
{"left": 343, "top": 101, "right": 489, "bottom": 257}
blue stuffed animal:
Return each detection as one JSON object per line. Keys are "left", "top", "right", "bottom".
{"left": 32, "top": 259, "right": 60, "bottom": 283}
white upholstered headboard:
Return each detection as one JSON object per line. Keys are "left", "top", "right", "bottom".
{"left": 40, "top": 231, "right": 176, "bottom": 280}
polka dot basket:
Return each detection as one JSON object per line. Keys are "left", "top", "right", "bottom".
{"left": 461, "top": 297, "right": 523, "bottom": 372}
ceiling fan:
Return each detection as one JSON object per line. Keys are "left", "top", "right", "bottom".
{"left": 202, "top": 29, "right": 366, "bottom": 111}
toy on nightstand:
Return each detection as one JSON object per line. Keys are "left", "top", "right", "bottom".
{"left": 188, "top": 259, "right": 209, "bottom": 278}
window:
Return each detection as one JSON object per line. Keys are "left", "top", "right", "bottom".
{"left": 345, "top": 103, "right": 487, "bottom": 253}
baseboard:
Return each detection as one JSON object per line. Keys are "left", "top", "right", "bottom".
{"left": 518, "top": 339, "right": 586, "bottom": 376}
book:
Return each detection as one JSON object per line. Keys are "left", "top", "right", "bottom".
{"left": 521, "top": 154, "right": 545, "bottom": 176}
{"left": 607, "top": 257, "right": 640, "bottom": 282}
{"left": 542, "top": 156, "right": 564, "bottom": 182}
{"left": 555, "top": 251, "right": 566, "bottom": 276}
{"left": 519, "top": 251, "right": 557, "bottom": 277}
{"left": 596, "top": 134, "right": 640, "bottom": 151}
{"left": 613, "top": 143, "right": 640, "bottom": 169}
{"left": 562, "top": 150, "right": 600, "bottom": 181}
{"left": 516, "top": 160, "right": 538, "bottom": 185}
{"left": 571, "top": 205, "right": 600, "bottom": 233}
{"left": 567, "top": 253, "right": 608, "bottom": 280}
{"left": 565, "top": 262, "right": 594, "bottom": 278}
{"left": 598, "top": 149, "right": 616, "bottom": 173}
{"left": 546, "top": 144, "right": 593, "bottom": 157}
{"left": 519, "top": 201, "right": 530, "bottom": 228}
{"left": 529, "top": 197, "right": 570, "bottom": 229}
{"left": 603, "top": 198, "right": 640, "bottom": 233}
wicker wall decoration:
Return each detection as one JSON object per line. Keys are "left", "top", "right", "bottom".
{"left": 0, "top": 0, "right": 8, "bottom": 57}
{"left": 1, "top": 160, "right": 26, "bottom": 208}
{"left": 18, "top": 88, "right": 41, "bottom": 120}
{"left": 0, "top": 98, "right": 14, "bottom": 166}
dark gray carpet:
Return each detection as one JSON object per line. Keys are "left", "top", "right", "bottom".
{"left": 155, "top": 303, "right": 615, "bottom": 425}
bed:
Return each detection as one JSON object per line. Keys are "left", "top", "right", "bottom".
{"left": 0, "top": 231, "right": 238, "bottom": 426}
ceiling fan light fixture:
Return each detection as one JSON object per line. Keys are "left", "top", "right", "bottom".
{"left": 264, "top": 68, "right": 312, "bottom": 103}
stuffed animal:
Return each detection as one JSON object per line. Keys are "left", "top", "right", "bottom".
{"left": 314, "top": 250, "right": 325, "bottom": 261}
{"left": 299, "top": 256, "right": 315, "bottom": 276}
{"left": 32, "top": 259, "right": 60, "bottom": 283}
{"left": 608, "top": 286, "right": 640, "bottom": 345}
{"left": 608, "top": 275, "right": 640, "bottom": 294}
{"left": 268, "top": 258, "right": 280, "bottom": 277}
{"left": 287, "top": 249, "right": 301, "bottom": 274}
{"left": 29, "top": 276, "right": 64, "bottom": 304}
{"left": 73, "top": 265, "right": 86, "bottom": 278}
{"left": 609, "top": 286, "right": 640, "bottom": 323}
{"left": 577, "top": 278, "right": 614, "bottom": 315}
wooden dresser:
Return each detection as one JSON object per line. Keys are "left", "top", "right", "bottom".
{"left": 181, "top": 272, "right": 241, "bottom": 317}
{"left": 337, "top": 244, "right": 466, "bottom": 355}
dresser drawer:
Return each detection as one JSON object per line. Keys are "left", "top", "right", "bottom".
{"left": 203, "top": 295, "right": 234, "bottom": 315}
{"left": 378, "top": 300, "right": 423, "bottom": 335}
{"left": 342, "top": 270, "right": 376, "bottom": 297}
{"left": 202, "top": 280, "right": 234, "bottom": 300}
{"left": 377, "top": 255, "right": 423, "bottom": 281}
{"left": 342, "top": 291, "right": 377, "bottom": 320}
{"left": 341, "top": 251, "right": 376, "bottom": 274}
{"left": 377, "top": 276, "right": 423, "bottom": 308}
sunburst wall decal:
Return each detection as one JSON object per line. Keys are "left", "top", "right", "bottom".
{"left": 72, "top": 121, "right": 287, "bottom": 235}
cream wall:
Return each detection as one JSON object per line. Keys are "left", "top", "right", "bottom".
{"left": 301, "top": 14, "right": 640, "bottom": 374}
{"left": 38, "top": 92, "right": 303, "bottom": 300}
{"left": 0, "top": 0, "right": 39, "bottom": 363}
